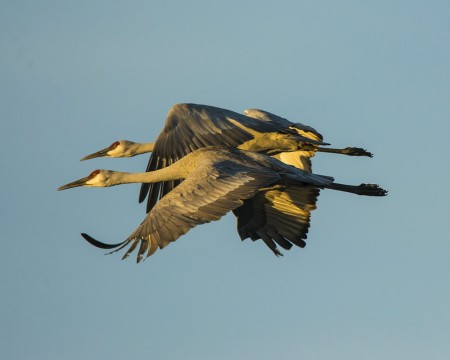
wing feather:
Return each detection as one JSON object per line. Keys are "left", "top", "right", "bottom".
{"left": 140, "top": 104, "right": 325, "bottom": 212}
{"left": 234, "top": 186, "right": 320, "bottom": 255}
{"left": 244, "top": 108, "right": 327, "bottom": 172}
{"left": 121, "top": 157, "right": 281, "bottom": 262}
{"left": 243, "top": 108, "right": 324, "bottom": 141}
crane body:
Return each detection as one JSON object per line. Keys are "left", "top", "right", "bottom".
{"left": 60, "top": 146, "right": 386, "bottom": 262}
{"left": 81, "top": 104, "right": 372, "bottom": 213}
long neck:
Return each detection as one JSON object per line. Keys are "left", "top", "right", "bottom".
{"left": 109, "top": 158, "right": 190, "bottom": 186}
{"left": 133, "top": 142, "right": 155, "bottom": 155}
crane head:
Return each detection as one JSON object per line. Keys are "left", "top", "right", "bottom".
{"left": 80, "top": 140, "right": 137, "bottom": 160}
{"left": 57, "top": 169, "right": 116, "bottom": 190}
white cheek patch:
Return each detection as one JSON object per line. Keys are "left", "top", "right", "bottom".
{"left": 86, "top": 176, "right": 103, "bottom": 187}
{"left": 85, "top": 179, "right": 97, "bottom": 187}
{"left": 108, "top": 146, "right": 125, "bottom": 157}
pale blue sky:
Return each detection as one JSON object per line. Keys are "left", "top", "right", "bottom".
{"left": 1, "top": 1, "right": 449, "bottom": 359}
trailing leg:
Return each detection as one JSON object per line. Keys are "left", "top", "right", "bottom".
{"left": 317, "top": 146, "right": 373, "bottom": 157}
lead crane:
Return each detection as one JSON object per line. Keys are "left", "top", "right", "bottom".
{"left": 80, "top": 104, "right": 372, "bottom": 213}
{"left": 59, "top": 146, "right": 386, "bottom": 262}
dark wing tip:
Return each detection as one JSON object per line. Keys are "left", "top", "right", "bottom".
{"left": 274, "top": 249, "right": 284, "bottom": 257}
{"left": 81, "top": 233, "right": 126, "bottom": 249}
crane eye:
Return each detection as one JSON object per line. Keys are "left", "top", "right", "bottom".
{"left": 89, "top": 169, "right": 101, "bottom": 178}
{"left": 110, "top": 141, "right": 120, "bottom": 149}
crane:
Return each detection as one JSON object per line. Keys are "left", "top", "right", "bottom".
{"left": 80, "top": 104, "right": 372, "bottom": 213}
{"left": 59, "top": 146, "right": 387, "bottom": 262}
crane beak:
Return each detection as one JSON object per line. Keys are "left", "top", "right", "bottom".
{"left": 80, "top": 147, "right": 110, "bottom": 161}
{"left": 57, "top": 176, "right": 90, "bottom": 191}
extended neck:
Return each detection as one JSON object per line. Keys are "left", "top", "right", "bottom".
{"left": 109, "top": 159, "right": 189, "bottom": 186}
{"left": 132, "top": 142, "right": 155, "bottom": 155}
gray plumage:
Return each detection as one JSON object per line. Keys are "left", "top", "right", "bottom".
{"left": 140, "top": 103, "right": 330, "bottom": 213}
{"left": 80, "top": 103, "right": 372, "bottom": 214}
{"left": 59, "top": 146, "right": 386, "bottom": 262}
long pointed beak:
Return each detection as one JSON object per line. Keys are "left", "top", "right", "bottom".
{"left": 80, "top": 147, "right": 110, "bottom": 161}
{"left": 58, "top": 176, "right": 90, "bottom": 191}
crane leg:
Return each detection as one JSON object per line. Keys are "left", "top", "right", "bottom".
{"left": 317, "top": 146, "right": 373, "bottom": 157}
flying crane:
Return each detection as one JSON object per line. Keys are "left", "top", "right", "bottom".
{"left": 81, "top": 104, "right": 372, "bottom": 213}
{"left": 59, "top": 146, "right": 386, "bottom": 262}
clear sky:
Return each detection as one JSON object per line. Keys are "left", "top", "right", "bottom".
{"left": 1, "top": 1, "right": 449, "bottom": 359}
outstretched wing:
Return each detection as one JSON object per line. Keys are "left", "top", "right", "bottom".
{"left": 233, "top": 186, "right": 320, "bottom": 256}
{"left": 140, "top": 104, "right": 283, "bottom": 212}
{"left": 244, "top": 108, "right": 325, "bottom": 172}
{"left": 110, "top": 155, "right": 282, "bottom": 262}
{"left": 140, "top": 103, "right": 325, "bottom": 213}
{"left": 243, "top": 108, "right": 324, "bottom": 141}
